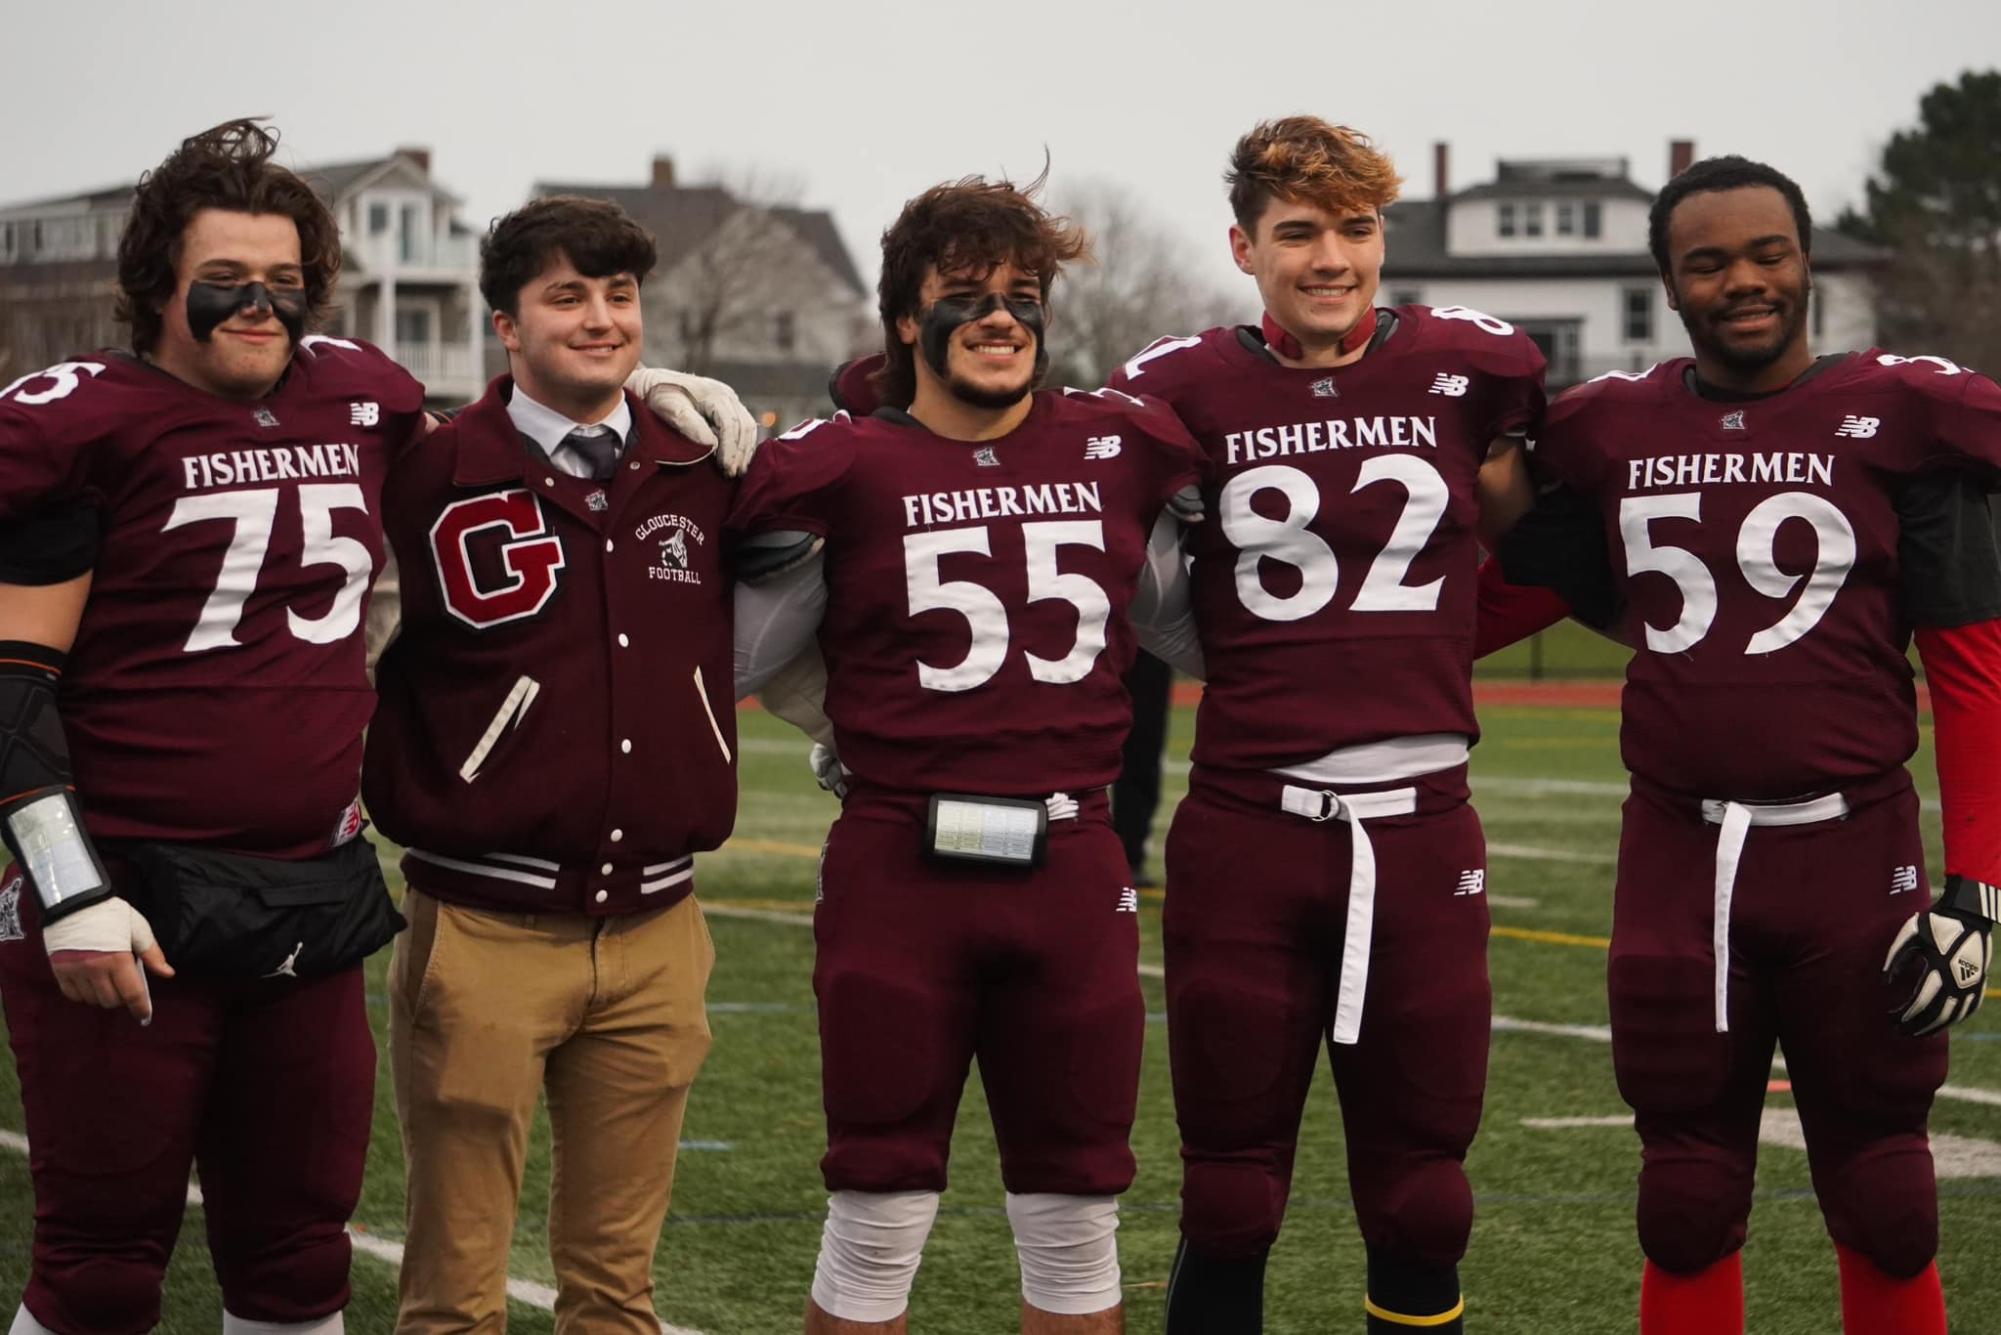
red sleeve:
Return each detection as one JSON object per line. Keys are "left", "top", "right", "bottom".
{"left": 1474, "top": 555, "right": 1573, "bottom": 658}
{"left": 1914, "top": 619, "right": 2001, "bottom": 884}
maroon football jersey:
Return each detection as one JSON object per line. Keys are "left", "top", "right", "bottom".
{"left": 0, "top": 338, "right": 426, "bottom": 855}
{"left": 728, "top": 390, "right": 1201, "bottom": 794}
{"left": 1107, "top": 306, "right": 1545, "bottom": 771}
{"left": 1535, "top": 351, "right": 2001, "bottom": 798}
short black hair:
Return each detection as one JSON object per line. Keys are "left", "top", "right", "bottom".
{"left": 1649, "top": 155, "right": 1813, "bottom": 274}
{"left": 479, "top": 195, "right": 657, "bottom": 317}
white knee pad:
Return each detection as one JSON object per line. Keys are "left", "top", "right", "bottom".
{"left": 1007, "top": 1192, "right": 1122, "bottom": 1316}
{"left": 810, "top": 1190, "right": 941, "bottom": 1323}
{"left": 222, "top": 1313, "right": 344, "bottom": 1334}
{"left": 10, "top": 1306, "right": 55, "bottom": 1335}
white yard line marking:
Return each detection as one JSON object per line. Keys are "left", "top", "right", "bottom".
{"left": 1488, "top": 842, "right": 1617, "bottom": 866}
{"left": 0, "top": 1128, "right": 706, "bottom": 1335}
{"left": 705, "top": 906, "right": 2001, "bottom": 1113}
{"left": 1524, "top": 1108, "right": 2001, "bottom": 1180}
{"left": 1488, "top": 895, "right": 1541, "bottom": 909}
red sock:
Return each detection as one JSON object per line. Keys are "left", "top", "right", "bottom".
{"left": 1836, "top": 1245, "right": 1945, "bottom": 1334}
{"left": 1641, "top": 1255, "right": 1743, "bottom": 1335}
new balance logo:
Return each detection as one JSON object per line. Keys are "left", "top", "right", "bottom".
{"left": 1836, "top": 415, "right": 1881, "bottom": 439}
{"left": 973, "top": 445, "right": 1001, "bottom": 468}
{"left": 1455, "top": 869, "right": 1486, "bottom": 897}
{"left": 1084, "top": 434, "right": 1122, "bottom": 461}
{"left": 1890, "top": 865, "right": 1920, "bottom": 895}
{"left": 1429, "top": 373, "right": 1470, "bottom": 398}
{"left": 349, "top": 401, "right": 381, "bottom": 428}
{"left": 1116, "top": 887, "right": 1140, "bottom": 913}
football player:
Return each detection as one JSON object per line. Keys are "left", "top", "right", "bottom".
{"left": 1098, "top": 118, "right": 1545, "bottom": 1335}
{"left": 729, "top": 175, "right": 1203, "bottom": 1335}
{"left": 1485, "top": 156, "right": 2001, "bottom": 1335}
{"left": 0, "top": 120, "right": 426, "bottom": 1335}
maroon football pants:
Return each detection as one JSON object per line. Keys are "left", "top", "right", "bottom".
{"left": 1610, "top": 774, "right": 1949, "bottom": 1279}
{"left": 812, "top": 790, "right": 1143, "bottom": 1197}
{"left": 1162, "top": 767, "right": 1491, "bottom": 1265}
{"left": 0, "top": 884, "right": 376, "bottom": 1334}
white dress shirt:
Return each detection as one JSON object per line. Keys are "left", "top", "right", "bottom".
{"left": 506, "top": 385, "right": 634, "bottom": 479}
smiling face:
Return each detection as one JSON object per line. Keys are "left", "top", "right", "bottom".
{"left": 897, "top": 260, "right": 1046, "bottom": 411}
{"left": 494, "top": 250, "right": 644, "bottom": 421}
{"left": 1231, "top": 197, "right": 1383, "bottom": 358}
{"left": 1661, "top": 185, "right": 1813, "bottom": 387}
{"left": 150, "top": 208, "right": 304, "bottom": 400}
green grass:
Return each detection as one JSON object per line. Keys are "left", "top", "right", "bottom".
{"left": 3, "top": 702, "right": 1997, "bottom": 1333}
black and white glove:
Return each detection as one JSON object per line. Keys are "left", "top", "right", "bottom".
{"left": 1885, "top": 875, "right": 1996, "bottom": 1036}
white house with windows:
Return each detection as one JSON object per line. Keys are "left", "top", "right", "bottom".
{"left": 0, "top": 148, "right": 483, "bottom": 405}
{"left": 1382, "top": 142, "right": 1885, "bottom": 387}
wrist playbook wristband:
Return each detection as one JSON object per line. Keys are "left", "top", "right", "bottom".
{"left": 3, "top": 787, "right": 110, "bottom": 923}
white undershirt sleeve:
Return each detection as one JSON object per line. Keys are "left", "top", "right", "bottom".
{"left": 1131, "top": 512, "right": 1205, "bottom": 680}
{"left": 734, "top": 551, "right": 836, "bottom": 747}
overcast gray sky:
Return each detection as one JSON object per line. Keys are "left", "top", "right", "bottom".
{"left": 4, "top": 0, "right": 1993, "bottom": 296}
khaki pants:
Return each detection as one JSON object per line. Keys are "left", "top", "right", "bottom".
{"left": 390, "top": 888, "right": 714, "bottom": 1334}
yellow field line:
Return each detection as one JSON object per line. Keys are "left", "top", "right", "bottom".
{"left": 1492, "top": 924, "right": 1612, "bottom": 949}
{"left": 706, "top": 844, "right": 2001, "bottom": 1001}
{"left": 716, "top": 836, "right": 824, "bottom": 858}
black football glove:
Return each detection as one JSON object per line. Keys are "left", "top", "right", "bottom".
{"left": 1884, "top": 874, "right": 1996, "bottom": 1036}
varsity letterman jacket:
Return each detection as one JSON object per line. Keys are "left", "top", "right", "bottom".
{"left": 363, "top": 376, "right": 738, "bottom": 915}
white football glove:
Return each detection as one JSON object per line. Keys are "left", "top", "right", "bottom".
{"left": 1884, "top": 877, "right": 1994, "bottom": 1036}
{"left": 808, "top": 742, "right": 849, "bottom": 800}
{"left": 625, "top": 366, "right": 761, "bottom": 477}
{"left": 44, "top": 895, "right": 159, "bottom": 957}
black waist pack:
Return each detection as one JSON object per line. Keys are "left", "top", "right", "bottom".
{"left": 120, "top": 835, "right": 404, "bottom": 980}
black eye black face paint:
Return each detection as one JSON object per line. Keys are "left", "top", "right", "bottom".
{"left": 916, "top": 291, "right": 1049, "bottom": 384}
{"left": 185, "top": 281, "right": 308, "bottom": 344}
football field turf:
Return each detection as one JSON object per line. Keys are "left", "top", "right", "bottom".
{"left": 3, "top": 693, "right": 1998, "bottom": 1333}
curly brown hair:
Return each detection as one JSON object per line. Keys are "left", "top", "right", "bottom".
{"left": 873, "top": 172, "right": 1088, "bottom": 409}
{"left": 1226, "top": 117, "right": 1403, "bottom": 230}
{"left": 479, "top": 195, "right": 659, "bottom": 317}
{"left": 116, "top": 119, "right": 340, "bottom": 354}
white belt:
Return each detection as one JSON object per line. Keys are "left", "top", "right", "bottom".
{"left": 1700, "top": 793, "right": 1849, "bottom": 1033}
{"left": 1281, "top": 783, "right": 1420, "bottom": 1046}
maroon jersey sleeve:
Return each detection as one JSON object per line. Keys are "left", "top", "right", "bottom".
{"left": 0, "top": 356, "right": 126, "bottom": 517}
{"left": 1059, "top": 386, "right": 1206, "bottom": 513}
{"left": 1875, "top": 353, "right": 2001, "bottom": 476}
{"left": 726, "top": 415, "right": 859, "bottom": 537}
{"left": 1419, "top": 306, "right": 1548, "bottom": 443}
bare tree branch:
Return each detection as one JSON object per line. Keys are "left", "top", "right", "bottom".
{"left": 1046, "top": 181, "right": 1248, "bottom": 387}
